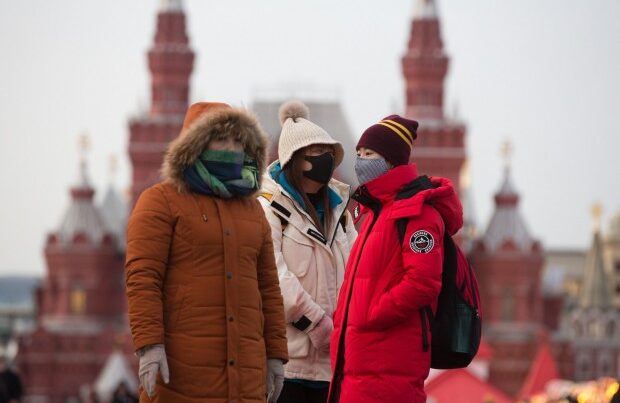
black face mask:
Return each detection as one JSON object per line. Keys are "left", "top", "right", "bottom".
{"left": 303, "top": 152, "right": 335, "bottom": 185}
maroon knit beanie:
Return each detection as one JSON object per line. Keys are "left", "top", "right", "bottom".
{"left": 356, "top": 115, "right": 419, "bottom": 166}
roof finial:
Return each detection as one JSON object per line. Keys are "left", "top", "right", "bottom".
{"left": 591, "top": 202, "right": 603, "bottom": 233}
{"left": 159, "top": 0, "right": 183, "bottom": 12}
{"left": 78, "top": 132, "right": 90, "bottom": 161}
{"left": 77, "top": 132, "right": 91, "bottom": 187}
{"left": 109, "top": 154, "right": 118, "bottom": 185}
{"left": 413, "top": 0, "right": 438, "bottom": 19}
{"left": 500, "top": 139, "right": 514, "bottom": 171}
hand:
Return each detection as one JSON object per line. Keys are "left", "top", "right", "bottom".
{"left": 266, "top": 358, "right": 284, "bottom": 403}
{"left": 307, "top": 315, "right": 333, "bottom": 353}
{"left": 138, "top": 344, "right": 170, "bottom": 397}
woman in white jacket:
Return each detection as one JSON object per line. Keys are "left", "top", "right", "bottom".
{"left": 259, "top": 101, "right": 357, "bottom": 403}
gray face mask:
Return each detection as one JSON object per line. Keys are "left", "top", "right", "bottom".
{"left": 355, "top": 156, "right": 390, "bottom": 185}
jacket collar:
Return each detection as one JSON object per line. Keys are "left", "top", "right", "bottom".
{"left": 161, "top": 107, "right": 268, "bottom": 196}
{"left": 261, "top": 161, "right": 351, "bottom": 247}
{"left": 362, "top": 164, "right": 419, "bottom": 204}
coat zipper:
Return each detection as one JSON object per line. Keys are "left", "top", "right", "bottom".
{"left": 331, "top": 185, "right": 381, "bottom": 400}
{"left": 329, "top": 196, "right": 350, "bottom": 248}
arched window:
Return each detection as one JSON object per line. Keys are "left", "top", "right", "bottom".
{"left": 70, "top": 282, "right": 86, "bottom": 315}
{"left": 606, "top": 320, "right": 616, "bottom": 338}
{"left": 588, "top": 319, "right": 602, "bottom": 339}
{"left": 501, "top": 287, "right": 515, "bottom": 322}
{"left": 598, "top": 354, "right": 612, "bottom": 377}
{"left": 574, "top": 319, "right": 584, "bottom": 338}
{"left": 577, "top": 354, "right": 592, "bottom": 381}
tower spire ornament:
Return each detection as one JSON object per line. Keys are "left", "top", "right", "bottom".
{"left": 591, "top": 202, "right": 603, "bottom": 233}
{"left": 413, "top": 0, "right": 438, "bottom": 19}
{"left": 78, "top": 132, "right": 90, "bottom": 161}
{"left": 159, "top": 0, "right": 183, "bottom": 11}
{"left": 500, "top": 139, "right": 514, "bottom": 171}
{"left": 109, "top": 154, "right": 118, "bottom": 184}
{"left": 77, "top": 132, "right": 91, "bottom": 187}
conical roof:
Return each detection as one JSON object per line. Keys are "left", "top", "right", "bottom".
{"left": 579, "top": 231, "right": 612, "bottom": 309}
{"left": 482, "top": 168, "right": 534, "bottom": 252}
{"left": 101, "top": 186, "right": 128, "bottom": 251}
{"left": 56, "top": 160, "right": 109, "bottom": 246}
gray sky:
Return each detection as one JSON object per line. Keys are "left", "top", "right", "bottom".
{"left": 1, "top": 0, "right": 619, "bottom": 276}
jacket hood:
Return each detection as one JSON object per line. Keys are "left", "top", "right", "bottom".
{"left": 417, "top": 177, "right": 464, "bottom": 236}
{"left": 162, "top": 107, "right": 269, "bottom": 194}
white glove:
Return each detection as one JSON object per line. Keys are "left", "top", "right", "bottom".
{"left": 137, "top": 344, "right": 170, "bottom": 397}
{"left": 307, "top": 315, "right": 333, "bottom": 353}
{"left": 266, "top": 358, "right": 284, "bottom": 403}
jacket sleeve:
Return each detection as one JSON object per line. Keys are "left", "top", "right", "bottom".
{"left": 125, "top": 186, "right": 175, "bottom": 351}
{"left": 366, "top": 206, "right": 444, "bottom": 330}
{"left": 258, "top": 197, "right": 325, "bottom": 330}
{"left": 257, "top": 210, "right": 289, "bottom": 362}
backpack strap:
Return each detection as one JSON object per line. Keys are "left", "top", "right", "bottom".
{"left": 395, "top": 175, "right": 435, "bottom": 244}
{"left": 259, "top": 192, "right": 289, "bottom": 230}
{"left": 339, "top": 212, "right": 348, "bottom": 234}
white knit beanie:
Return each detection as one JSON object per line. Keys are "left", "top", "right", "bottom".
{"left": 277, "top": 100, "right": 344, "bottom": 168}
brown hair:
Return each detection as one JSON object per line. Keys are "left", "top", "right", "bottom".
{"left": 282, "top": 149, "right": 332, "bottom": 235}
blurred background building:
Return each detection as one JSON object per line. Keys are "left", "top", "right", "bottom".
{"left": 0, "top": 0, "right": 619, "bottom": 401}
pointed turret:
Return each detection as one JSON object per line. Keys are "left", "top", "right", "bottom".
{"left": 468, "top": 142, "right": 545, "bottom": 397}
{"left": 580, "top": 205, "right": 612, "bottom": 309}
{"left": 149, "top": 0, "right": 193, "bottom": 116}
{"left": 402, "top": 0, "right": 466, "bottom": 191}
{"left": 56, "top": 135, "right": 110, "bottom": 247}
{"left": 603, "top": 210, "right": 620, "bottom": 309}
{"left": 402, "top": 0, "right": 447, "bottom": 120}
{"left": 129, "top": 1, "right": 195, "bottom": 205}
{"left": 100, "top": 156, "right": 128, "bottom": 252}
{"left": 481, "top": 142, "right": 536, "bottom": 253}
{"left": 482, "top": 167, "right": 534, "bottom": 253}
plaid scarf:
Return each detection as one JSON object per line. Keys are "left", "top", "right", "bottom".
{"left": 184, "top": 149, "right": 259, "bottom": 198}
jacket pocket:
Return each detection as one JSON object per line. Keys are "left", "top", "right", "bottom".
{"left": 286, "top": 325, "right": 310, "bottom": 359}
{"left": 281, "top": 231, "right": 314, "bottom": 278}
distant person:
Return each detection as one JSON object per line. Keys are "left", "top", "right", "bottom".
{"left": 0, "top": 355, "right": 23, "bottom": 403}
{"left": 110, "top": 382, "right": 137, "bottom": 403}
{"left": 258, "top": 101, "right": 357, "bottom": 403}
{"left": 328, "top": 115, "right": 463, "bottom": 402}
{"left": 125, "top": 102, "right": 288, "bottom": 402}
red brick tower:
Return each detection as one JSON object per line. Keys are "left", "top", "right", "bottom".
{"left": 469, "top": 147, "right": 545, "bottom": 397}
{"left": 17, "top": 140, "right": 134, "bottom": 402}
{"left": 402, "top": 0, "right": 466, "bottom": 191}
{"left": 128, "top": 0, "right": 194, "bottom": 206}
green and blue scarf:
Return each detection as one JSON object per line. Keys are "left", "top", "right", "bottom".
{"left": 184, "top": 150, "right": 259, "bottom": 198}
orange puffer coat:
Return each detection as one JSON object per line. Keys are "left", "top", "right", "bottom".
{"left": 126, "top": 106, "right": 288, "bottom": 403}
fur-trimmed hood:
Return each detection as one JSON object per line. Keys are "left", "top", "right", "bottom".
{"left": 162, "top": 106, "right": 269, "bottom": 195}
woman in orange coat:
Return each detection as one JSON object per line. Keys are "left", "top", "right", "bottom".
{"left": 125, "top": 102, "right": 288, "bottom": 403}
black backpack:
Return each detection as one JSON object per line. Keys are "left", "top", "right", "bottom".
{"left": 395, "top": 176, "right": 482, "bottom": 369}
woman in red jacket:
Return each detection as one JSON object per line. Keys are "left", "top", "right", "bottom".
{"left": 329, "top": 115, "right": 463, "bottom": 403}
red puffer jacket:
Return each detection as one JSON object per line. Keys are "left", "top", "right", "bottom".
{"left": 329, "top": 164, "right": 463, "bottom": 403}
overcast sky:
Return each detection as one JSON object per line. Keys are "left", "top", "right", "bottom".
{"left": 1, "top": 0, "right": 619, "bottom": 276}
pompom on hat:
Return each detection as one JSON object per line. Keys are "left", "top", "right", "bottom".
{"left": 356, "top": 114, "right": 419, "bottom": 167}
{"left": 277, "top": 100, "right": 344, "bottom": 168}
